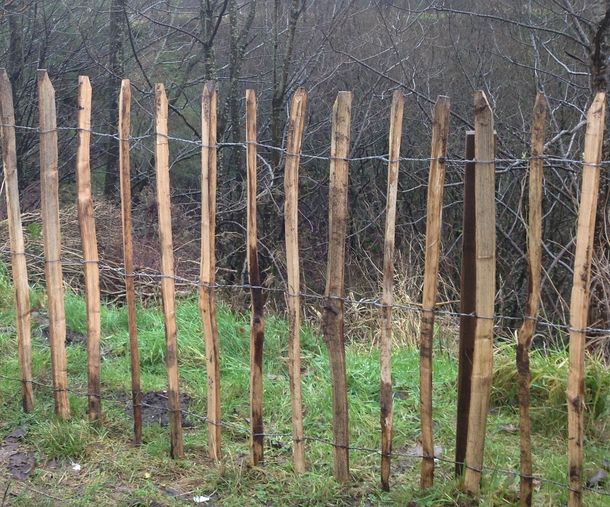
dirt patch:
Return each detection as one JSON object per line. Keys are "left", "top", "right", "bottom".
{"left": 122, "top": 391, "right": 195, "bottom": 428}
{"left": 0, "top": 427, "right": 35, "bottom": 480}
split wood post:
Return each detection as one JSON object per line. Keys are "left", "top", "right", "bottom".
{"left": 516, "top": 92, "right": 546, "bottom": 507}
{"left": 379, "top": 90, "right": 405, "bottom": 491}
{"left": 118, "top": 79, "right": 143, "bottom": 444}
{"left": 322, "top": 91, "right": 352, "bottom": 483}
{"left": 38, "top": 70, "right": 70, "bottom": 420}
{"left": 419, "top": 96, "right": 451, "bottom": 489}
{"left": 75, "top": 76, "right": 102, "bottom": 423}
{"left": 246, "top": 89, "right": 265, "bottom": 466}
{"left": 455, "top": 131, "right": 475, "bottom": 477}
{"left": 463, "top": 91, "right": 496, "bottom": 494}
{"left": 154, "top": 84, "right": 184, "bottom": 459}
{"left": 0, "top": 70, "right": 33, "bottom": 412}
{"left": 200, "top": 81, "right": 221, "bottom": 460}
{"left": 284, "top": 88, "right": 308, "bottom": 474}
{"left": 566, "top": 91, "right": 606, "bottom": 507}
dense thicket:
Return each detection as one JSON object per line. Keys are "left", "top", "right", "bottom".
{"left": 1, "top": 0, "right": 609, "bottom": 340}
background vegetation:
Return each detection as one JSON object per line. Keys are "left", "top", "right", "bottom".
{"left": 2, "top": 1, "right": 610, "bottom": 344}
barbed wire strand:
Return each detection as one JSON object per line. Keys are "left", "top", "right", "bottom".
{"left": 0, "top": 123, "right": 606, "bottom": 169}
{"left": 1, "top": 248, "right": 609, "bottom": 337}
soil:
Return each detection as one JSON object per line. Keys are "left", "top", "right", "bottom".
{"left": 0, "top": 427, "right": 35, "bottom": 480}
{"left": 122, "top": 391, "right": 195, "bottom": 428}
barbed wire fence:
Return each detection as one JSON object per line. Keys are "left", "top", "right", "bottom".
{"left": 1, "top": 117, "right": 610, "bottom": 504}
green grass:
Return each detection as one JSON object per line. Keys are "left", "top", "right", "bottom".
{"left": 0, "top": 271, "right": 609, "bottom": 505}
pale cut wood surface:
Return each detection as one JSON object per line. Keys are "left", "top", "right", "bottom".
{"left": 0, "top": 69, "right": 33, "bottom": 411}
{"left": 463, "top": 91, "right": 496, "bottom": 494}
{"left": 199, "top": 80, "right": 221, "bottom": 460}
{"left": 38, "top": 70, "right": 70, "bottom": 420}
{"left": 75, "top": 75, "right": 102, "bottom": 423}
{"left": 379, "top": 90, "right": 404, "bottom": 492}
{"left": 118, "top": 79, "right": 143, "bottom": 444}
{"left": 154, "top": 83, "right": 184, "bottom": 458}
{"left": 516, "top": 92, "right": 546, "bottom": 507}
{"left": 566, "top": 92, "right": 606, "bottom": 507}
{"left": 284, "top": 88, "right": 308, "bottom": 474}
{"left": 119, "top": 79, "right": 142, "bottom": 445}
{"left": 322, "top": 91, "right": 352, "bottom": 483}
{"left": 419, "top": 96, "right": 451, "bottom": 489}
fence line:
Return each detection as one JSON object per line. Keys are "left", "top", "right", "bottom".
{"left": 0, "top": 72, "right": 608, "bottom": 506}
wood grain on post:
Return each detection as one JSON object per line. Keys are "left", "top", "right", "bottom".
{"left": 322, "top": 91, "right": 352, "bottom": 483}
{"left": 566, "top": 92, "right": 606, "bottom": 507}
{"left": 154, "top": 84, "right": 184, "bottom": 459}
{"left": 284, "top": 88, "right": 308, "bottom": 474}
{"left": 38, "top": 70, "right": 70, "bottom": 420}
{"left": 118, "top": 79, "right": 143, "bottom": 444}
{"left": 455, "top": 131, "right": 475, "bottom": 477}
{"left": 419, "top": 96, "right": 451, "bottom": 489}
{"left": 379, "top": 90, "right": 404, "bottom": 491}
{"left": 463, "top": 91, "right": 496, "bottom": 494}
{"left": 516, "top": 92, "right": 546, "bottom": 507}
{"left": 246, "top": 89, "right": 265, "bottom": 466}
{"left": 200, "top": 81, "right": 221, "bottom": 460}
{"left": 75, "top": 76, "right": 102, "bottom": 423}
{"left": 0, "top": 70, "right": 33, "bottom": 412}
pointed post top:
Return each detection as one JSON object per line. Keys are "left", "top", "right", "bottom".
{"left": 292, "top": 87, "right": 307, "bottom": 104}
{"left": 434, "top": 96, "right": 450, "bottom": 119}
{"left": 78, "top": 75, "right": 91, "bottom": 89}
{"left": 37, "top": 69, "right": 50, "bottom": 84}
{"left": 203, "top": 81, "right": 216, "bottom": 101}
{"left": 588, "top": 91, "right": 607, "bottom": 120}
{"left": 474, "top": 90, "right": 491, "bottom": 112}
{"left": 334, "top": 91, "right": 352, "bottom": 108}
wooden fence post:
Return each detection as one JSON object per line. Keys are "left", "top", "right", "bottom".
{"left": 516, "top": 92, "right": 546, "bottom": 507}
{"left": 322, "top": 91, "right": 352, "bottom": 483}
{"left": 200, "top": 81, "right": 221, "bottom": 460}
{"left": 154, "top": 83, "right": 184, "bottom": 459}
{"left": 75, "top": 76, "right": 102, "bottom": 423}
{"left": 284, "top": 88, "right": 308, "bottom": 474}
{"left": 566, "top": 91, "right": 606, "bottom": 507}
{"left": 419, "top": 96, "right": 451, "bottom": 489}
{"left": 118, "top": 79, "right": 143, "bottom": 445}
{"left": 379, "top": 90, "right": 405, "bottom": 491}
{"left": 38, "top": 70, "right": 70, "bottom": 420}
{"left": 0, "top": 69, "right": 33, "bottom": 412}
{"left": 463, "top": 91, "right": 496, "bottom": 494}
{"left": 455, "top": 131, "right": 475, "bottom": 477}
{"left": 246, "top": 89, "right": 265, "bottom": 466}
